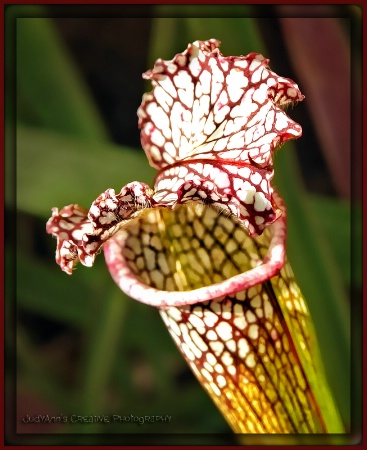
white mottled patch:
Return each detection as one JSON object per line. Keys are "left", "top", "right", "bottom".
{"left": 201, "top": 368, "right": 213, "bottom": 382}
{"left": 223, "top": 164, "right": 238, "bottom": 175}
{"left": 217, "top": 375, "right": 227, "bottom": 388}
{"left": 189, "top": 57, "right": 201, "bottom": 78}
{"left": 249, "top": 59, "right": 261, "bottom": 71}
{"left": 225, "top": 339, "right": 236, "bottom": 353}
{"left": 209, "top": 340, "right": 225, "bottom": 356}
{"left": 215, "top": 321, "right": 233, "bottom": 341}
{"left": 275, "top": 112, "right": 289, "bottom": 131}
{"left": 215, "top": 90, "right": 229, "bottom": 113}
{"left": 246, "top": 310, "right": 257, "bottom": 323}
{"left": 203, "top": 309, "right": 219, "bottom": 327}
{"left": 221, "top": 351, "right": 234, "bottom": 366}
{"left": 206, "top": 330, "right": 218, "bottom": 341}
{"left": 227, "top": 68, "right": 248, "bottom": 102}
{"left": 238, "top": 186, "right": 256, "bottom": 205}
{"left": 237, "top": 338, "right": 250, "bottom": 359}
{"left": 188, "top": 314, "right": 205, "bottom": 330}
{"left": 265, "top": 109, "right": 275, "bottom": 132}
{"left": 238, "top": 167, "right": 251, "bottom": 179}
{"left": 260, "top": 179, "right": 269, "bottom": 194}
{"left": 250, "top": 172, "right": 262, "bottom": 186}
{"left": 155, "top": 85, "right": 174, "bottom": 113}
{"left": 206, "top": 352, "right": 217, "bottom": 366}
{"left": 214, "top": 105, "right": 230, "bottom": 124}
{"left": 213, "top": 138, "right": 228, "bottom": 152}
{"left": 203, "top": 361, "right": 213, "bottom": 373}
{"left": 254, "top": 191, "right": 268, "bottom": 212}
{"left": 177, "top": 166, "right": 188, "bottom": 179}
{"left": 199, "top": 70, "right": 211, "bottom": 94}
{"left": 71, "top": 229, "right": 85, "bottom": 240}
{"left": 233, "top": 315, "right": 247, "bottom": 331}
{"left": 168, "top": 307, "right": 182, "bottom": 322}
{"left": 173, "top": 70, "right": 191, "bottom": 88}
{"left": 166, "top": 63, "right": 177, "bottom": 74}
{"left": 234, "top": 60, "right": 248, "bottom": 69}
{"left": 159, "top": 75, "right": 177, "bottom": 97}
{"left": 248, "top": 324, "right": 259, "bottom": 340}
{"left": 184, "top": 334, "right": 202, "bottom": 359}
{"left": 203, "top": 117, "right": 216, "bottom": 136}
{"left": 105, "top": 198, "right": 117, "bottom": 210}
{"left": 162, "top": 151, "right": 175, "bottom": 164}
{"left": 168, "top": 316, "right": 181, "bottom": 337}
{"left": 251, "top": 67, "right": 263, "bottom": 84}
{"left": 245, "top": 353, "right": 256, "bottom": 368}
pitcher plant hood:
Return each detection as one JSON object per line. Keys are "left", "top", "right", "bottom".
{"left": 46, "top": 38, "right": 304, "bottom": 303}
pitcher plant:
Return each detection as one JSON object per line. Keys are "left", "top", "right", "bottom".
{"left": 46, "top": 39, "right": 344, "bottom": 434}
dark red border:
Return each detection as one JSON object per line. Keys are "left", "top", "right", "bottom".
{"left": 0, "top": 0, "right": 365, "bottom": 3}
{"left": 2, "top": 1, "right": 365, "bottom": 449}
{"left": 363, "top": 1, "right": 366, "bottom": 448}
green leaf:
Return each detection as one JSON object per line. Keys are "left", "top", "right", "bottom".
{"left": 15, "top": 124, "right": 155, "bottom": 217}
{"left": 149, "top": 10, "right": 266, "bottom": 65}
{"left": 17, "top": 328, "right": 76, "bottom": 412}
{"left": 308, "top": 194, "right": 361, "bottom": 288}
{"left": 16, "top": 14, "right": 108, "bottom": 140}
{"left": 274, "top": 145, "right": 350, "bottom": 428}
{"left": 16, "top": 251, "right": 89, "bottom": 328}
{"left": 15, "top": 246, "right": 115, "bottom": 329}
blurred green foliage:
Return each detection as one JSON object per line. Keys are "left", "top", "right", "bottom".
{"left": 7, "top": 4, "right": 361, "bottom": 445}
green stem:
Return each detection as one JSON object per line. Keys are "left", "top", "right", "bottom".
{"left": 274, "top": 145, "right": 350, "bottom": 429}
{"left": 76, "top": 288, "right": 128, "bottom": 433}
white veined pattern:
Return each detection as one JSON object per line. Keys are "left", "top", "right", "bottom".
{"left": 46, "top": 39, "right": 340, "bottom": 433}
{"left": 117, "top": 203, "right": 327, "bottom": 433}
{"left": 137, "top": 39, "right": 304, "bottom": 237}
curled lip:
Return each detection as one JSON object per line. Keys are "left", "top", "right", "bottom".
{"left": 46, "top": 39, "right": 303, "bottom": 298}
{"left": 103, "top": 192, "right": 287, "bottom": 308}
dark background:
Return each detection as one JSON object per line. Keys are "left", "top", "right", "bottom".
{"left": 7, "top": 4, "right": 362, "bottom": 445}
